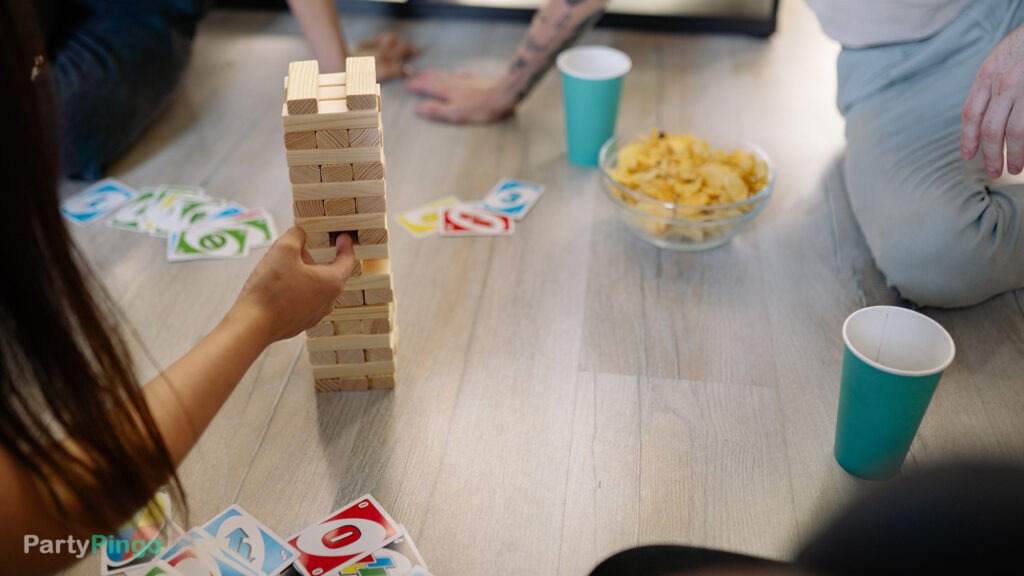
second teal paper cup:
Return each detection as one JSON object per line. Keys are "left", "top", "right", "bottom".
{"left": 557, "top": 46, "right": 632, "bottom": 166}
{"left": 834, "top": 306, "right": 955, "bottom": 480}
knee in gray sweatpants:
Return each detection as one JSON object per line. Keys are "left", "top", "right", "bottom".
{"left": 868, "top": 184, "right": 1024, "bottom": 308}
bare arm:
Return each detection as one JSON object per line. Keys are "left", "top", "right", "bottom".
{"left": 286, "top": 0, "right": 418, "bottom": 79}
{"left": 406, "top": 0, "right": 609, "bottom": 123}
{"left": 142, "top": 229, "right": 355, "bottom": 464}
{"left": 286, "top": 0, "right": 349, "bottom": 72}
{"left": 0, "top": 229, "right": 355, "bottom": 574}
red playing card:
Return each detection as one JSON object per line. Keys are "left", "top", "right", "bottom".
{"left": 439, "top": 205, "right": 514, "bottom": 236}
{"left": 288, "top": 495, "right": 400, "bottom": 576}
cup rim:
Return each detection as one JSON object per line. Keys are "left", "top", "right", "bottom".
{"left": 556, "top": 45, "right": 632, "bottom": 81}
{"left": 842, "top": 305, "right": 956, "bottom": 377}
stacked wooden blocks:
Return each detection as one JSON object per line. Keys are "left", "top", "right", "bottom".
{"left": 282, "top": 57, "right": 396, "bottom": 392}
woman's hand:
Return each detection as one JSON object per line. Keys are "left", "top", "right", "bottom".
{"left": 230, "top": 227, "right": 356, "bottom": 345}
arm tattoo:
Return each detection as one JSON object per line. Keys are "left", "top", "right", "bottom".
{"left": 513, "top": 9, "right": 604, "bottom": 102}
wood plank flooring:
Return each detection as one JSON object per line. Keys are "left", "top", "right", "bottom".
{"left": 59, "top": 2, "right": 1024, "bottom": 575}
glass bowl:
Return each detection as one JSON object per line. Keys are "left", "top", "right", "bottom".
{"left": 598, "top": 129, "right": 775, "bottom": 251}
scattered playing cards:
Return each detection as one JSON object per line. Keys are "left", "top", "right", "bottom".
{"left": 59, "top": 180, "right": 278, "bottom": 262}
{"left": 108, "top": 493, "right": 433, "bottom": 576}
{"left": 396, "top": 178, "right": 544, "bottom": 239}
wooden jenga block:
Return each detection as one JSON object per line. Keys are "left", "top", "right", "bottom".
{"left": 334, "top": 319, "right": 363, "bottom": 335}
{"left": 315, "top": 377, "right": 369, "bottom": 393}
{"left": 282, "top": 101, "right": 378, "bottom": 132}
{"left": 324, "top": 303, "right": 390, "bottom": 322}
{"left": 355, "top": 243, "right": 388, "bottom": 260}
{"left": 311, "top": 360, "right": 395, "bottom": 380}
{"left": 284, "top": 131, "right": 316, "bottom": 150}
{"left": 357, "top": 227, "right": 388, "bottom": 245}
{"left": 342, "top": 259, "right": 389, "bottom": 290}
{"left": 364, "top": 288, "right": 393, "bottom": 305}
{"left": 306, "top": 231, "right": 331, "bottom": 248}
{"left": 286, "top": 60, "right": 319, "bottom": 115}
{"left": 324, "top": 198, "right": 356, "bottom": 216}
{"left": 336, "top": 290, "right": 364, "bottom": 308}
{"left": 295, "top": 213, "right": 386, "bottom": 233}
{"left": 361, "top": 318, "right": 391, "bottom": 334}
{"left": 309, "top": 350, "right": 337, "bottom": 365}
{"left": 308, "top": 243, "right": 388, "bottom": 264}
{"left": 318, "top": 85, "right": 347, "bottom": 101}
{"left": 344, "top": 57, "right": 378, "bottom": 110}
{"left": 348, "top": 127, "right": 380, "bottom": 148}
{"left": 293, "top": 199, "right": 325, "bottom": 218}
{"left": 336, "top": 349, "right": 365, "bottom": 364}
{"left": 286, "top": 147, "right": 382, "bottom": 166}
{"left": 352, "top": 161, "right": 384, "bottom": 181}
{"left": 355, "top": 196, "right": 386, "bottom": 214}
{"left": 316, "top": 130, "right": 348, "bottom": 149}
{"left": 368, "top": 374, "right": 395, "bottom": 389}
{"left": 307, "top": 329, "right": 391, "bottom": 353}
{"left": 292, "top": 180, "right": 385, "bottom": 202}
{"left": 320, "top": 164, "right": 353, "bottom": 182}
{"left": 344, "top": 273, "right": 391, "bottom": 292}
{"left": 365, "top": 348, "right": 393, "bottom": 362}
{"left": 289, "top": 165, "right": 321, "bottom": 184}
{"left": 319, "top": 71, "right": 346, "bottom": 86}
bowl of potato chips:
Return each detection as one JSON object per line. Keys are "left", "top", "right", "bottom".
{"left": 599, "top": 128, "right": 774, "bottom": 250}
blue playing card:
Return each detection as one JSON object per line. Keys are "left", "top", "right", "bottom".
{"left": 202, "top": 506, "right": 297, "bottom": 576}
{"left": 60, "top": 178, "right": 137, "bottom": 226}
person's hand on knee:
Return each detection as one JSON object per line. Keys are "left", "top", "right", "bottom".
{"left": 961, "top": 23, "right": 1024, "bottom": 178}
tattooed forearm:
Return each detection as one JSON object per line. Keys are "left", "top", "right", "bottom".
{"left": 510, "top": 7, "right": 605, "bottom": 102}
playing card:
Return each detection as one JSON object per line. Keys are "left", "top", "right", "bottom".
{"left": 340, "top": 528, "right": 433, "bottom": 576}
{"left": 137, "top": 560, "right": 184, "bottom": 576}
{"left": 161, "top": 531, "right": 259, "bottom": 576}
{"left": 102, "top": 490, "right": 180, "bottom": 576}
{"left": 288, "top": 495, "right": 402, "bottom": 576}
{"left": 216, "top": 209, "right": 278, "bottom": 248}
{"left": 167, "top": 222, "right": 251, "bottom": 262}
{"left": 60, "top": 178, "right": 137, "bottom": 226}
{"left": 146, "top": 192, "right": 226, "bottom": 237}
{"left": 107, "top": 187, "right": 161, "bottom": 232}
{"left": 202, "top": 505, "right": 297, "bottom": 576}
{"left": 480, "top": 178, "right": 544, "bottom": 221}
{"left": 395, "top": 196, "right": 459, "bottom": 238}
{"left": 206, "top": 202, "right": 250, "bottom": 222}
{"left": 438, "top": 204, "right": 515, "bottom": 237}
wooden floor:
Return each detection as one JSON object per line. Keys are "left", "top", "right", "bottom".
{"left": 62, "top": 2, "right": 1024, "bottom": 575}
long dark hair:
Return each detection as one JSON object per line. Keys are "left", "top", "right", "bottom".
{"left": 0, "top": 1, "right": 184, "bottom": 531}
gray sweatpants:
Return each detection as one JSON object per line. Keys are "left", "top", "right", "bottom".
{"left": 837, "top": 0, "right": 1024, "bottom": 308}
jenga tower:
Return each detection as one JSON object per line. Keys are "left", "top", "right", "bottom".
{"left": 282, "top": 57, "right": 396, "bottom": 392}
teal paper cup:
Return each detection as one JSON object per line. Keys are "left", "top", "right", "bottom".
{"left": 834, "top": 306, "right": 955, "bottom": 480}
{"left": 556, "top": 45, "right": 632, "bottom": 166}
